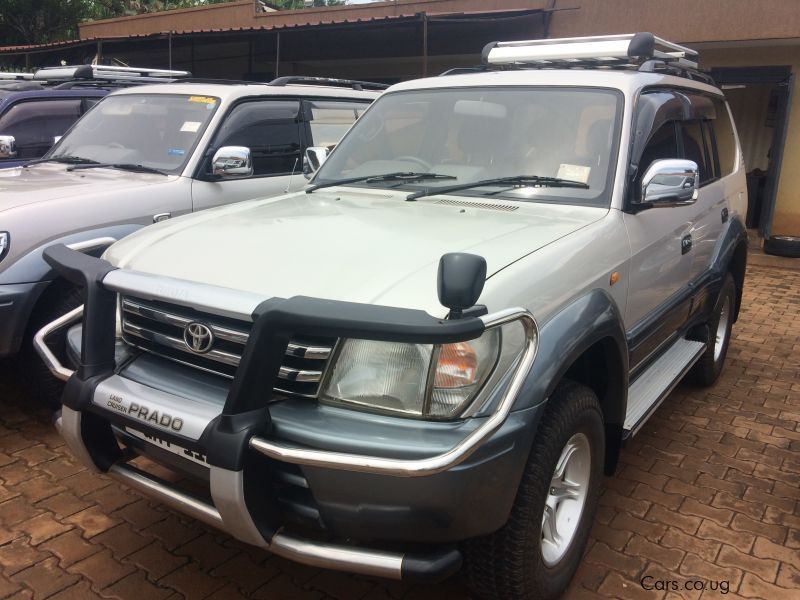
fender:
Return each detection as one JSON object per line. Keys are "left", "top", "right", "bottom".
{"left": 0, "top": 224, "right": 138, "bottom": 356}
{"left": 510, "top": 289, "right": 629, "bottom": 473}
{"left": 707, "top": 216, "right": 747, "bottom": 320}
{"left": 0, "top": 223, "right": 140, "bottom": 286}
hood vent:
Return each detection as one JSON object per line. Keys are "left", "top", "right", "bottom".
{"left": 434, "top": 198, "right": 519, "bottom": 212}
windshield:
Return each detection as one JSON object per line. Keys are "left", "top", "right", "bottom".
{"left": 47, "top": 93, "right": 219, "bottom": 174}
{"left": 315, "top": 87, "right": 622, "bottom": 205}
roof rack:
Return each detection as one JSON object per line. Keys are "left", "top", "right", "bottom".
{"left": 482, "top": 32, "right": 703, "bottom": 74}
{"left": 0, "top": 72, "right": 34, "bottom": 81}
{"left": 269, "top": 76, "right": 388, "bottom": 91}
{"left": 33, "top": 65, "right": 191, "bottom": 83}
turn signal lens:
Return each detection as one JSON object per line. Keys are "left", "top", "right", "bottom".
{"left": 429, "top": 329, "right": 500, "bottom": 418}
{"left": 434, "top": 342, "right": 479, "bottom": 388}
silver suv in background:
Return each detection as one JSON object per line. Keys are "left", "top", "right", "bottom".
{"left": 38, "top": 35, "right": 747, "bottom": 599}
{"left": 1, "top": 77, "right": 380, "bottom": 399}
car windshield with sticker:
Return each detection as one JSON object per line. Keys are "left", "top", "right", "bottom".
{"left": 315, "top": 87, "right": 622, "bottom": 206}
{"left": 48, "top": 94, "right": 219, "bottom": 174}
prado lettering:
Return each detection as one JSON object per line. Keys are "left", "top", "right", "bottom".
{"left": 127, "top": 402, "right": 184, "bottom": 432}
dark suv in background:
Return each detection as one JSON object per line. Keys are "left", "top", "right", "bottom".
{"left": 0, "top": 65, "right": 189, "bottom": 168}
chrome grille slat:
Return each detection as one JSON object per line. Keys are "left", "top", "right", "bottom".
{"left": 122, "top": 300, "right": 249, "bottom": 344}
{"left": 120, "top": 295, "right": 334, "bottom": 397}
{"left": 123, "top": 322, "right": 241, "bottom": 367}
{"left": 278, "top": 366, "right": 322, "bottom": 383}
{"left": 286, "top": 342, "right": 331, "bottom": 360}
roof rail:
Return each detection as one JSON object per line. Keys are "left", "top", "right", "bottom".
{"left": 269, "top": 76, "right": 388, "bottom": 91}
{"left": 483, "top": 32, "right": 699, "bottom": 70}
{"left": 33, "top": 65, "right": 191, "bottom": 82}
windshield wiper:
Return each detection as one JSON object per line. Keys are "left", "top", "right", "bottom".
{"left": 306, "top": 171, "right": 456, "bottom": 193}
{"left": 24, "top": 156, "right": 100, "bottom": 167}
{"left": 406, "top": 175, "right": 590, "bottom": 201}
{"left": 66, "top": 163, "right": 168, "bottom": 176}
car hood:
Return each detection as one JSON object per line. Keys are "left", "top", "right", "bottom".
{"left": 106, "top": 188, "right": 607, "bottom": 314}
{"left": 0, "top": 163, "right": 179, "bottom": 212}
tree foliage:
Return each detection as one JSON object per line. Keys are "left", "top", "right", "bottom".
{"left": 0, "top": 0, "right": 238, "bottom": 46}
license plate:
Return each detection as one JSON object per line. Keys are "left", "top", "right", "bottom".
{"left": 125, "top": 427, "right": 209, "bottom": 468}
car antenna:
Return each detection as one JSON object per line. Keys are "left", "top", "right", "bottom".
{"left": 285, "top": 157, "right": 299, "bottom": 193}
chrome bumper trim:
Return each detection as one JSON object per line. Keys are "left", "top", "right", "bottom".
{"left": 68, "top": 431, "right": 407, "bottom": 579}
{"left": 33, "top": 305, "right": 83, "bottom": 382}
{"left": 250, "top": 308, "right": 538, "bottom": 477}
{"left": 108, "top": 462, "right": 224, "bottom": 530}
{"left": 66, "top": 237, "right": 117, "bottom": 253}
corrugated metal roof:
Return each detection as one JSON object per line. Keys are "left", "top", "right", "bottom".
{"left": 0, "top": 8, "right": 542, "bottom": 54}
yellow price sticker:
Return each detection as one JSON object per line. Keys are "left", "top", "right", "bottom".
{"left": 188, "top": 96, "right": 216, "bottom": 105}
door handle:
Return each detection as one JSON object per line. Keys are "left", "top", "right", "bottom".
{"left": 681, "top": 234, "right": 693, "bottom": 255}
{"left": 153, "top": 213, "right": 171, "bottom": 223}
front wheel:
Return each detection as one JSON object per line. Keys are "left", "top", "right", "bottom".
{"left": 464, "top": 380, "right": 604, "bottom": 600}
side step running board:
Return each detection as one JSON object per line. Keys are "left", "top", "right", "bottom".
{"left": 624, "top": 338, "right": 706, "bottom": 435}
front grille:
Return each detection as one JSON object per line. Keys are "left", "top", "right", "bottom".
{"left": 120, "top": 296, "right": 335, "bottom": 398}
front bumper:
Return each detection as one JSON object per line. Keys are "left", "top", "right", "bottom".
{"left": 37, "top": 244, "right": 538, "bottom": 581}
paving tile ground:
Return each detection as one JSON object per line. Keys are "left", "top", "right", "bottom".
{"left": 0, "top": 263, "right": 798, "bottom": 599}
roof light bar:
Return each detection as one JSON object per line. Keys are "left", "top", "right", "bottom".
{"left": 33, "top": 65, "right": 191, "bottom": 82}
{"left": 483, "top": 33, "right": 698, "bottom": 69}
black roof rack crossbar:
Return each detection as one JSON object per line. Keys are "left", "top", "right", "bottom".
{"left": 269, "top": 76, "right": 388, "bottom": 91}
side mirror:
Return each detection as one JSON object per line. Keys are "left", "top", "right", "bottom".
{"left": 437, "top": 253, "right": 487, "bottom": 319}
{"left": 211, "top": 146, "right": 252, "bottom": 178}
{"left": 303, "top": 146, "right": 329, "bottom": 175}
{"left": 639, "top": 159, "right": 699, "bottom": 207}
{"left": 0, "top": 135, "right": 16, "bottom": 159}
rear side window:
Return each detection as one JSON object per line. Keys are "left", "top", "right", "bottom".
{"left": 711, "top": 98, "right": 737, "bottom": 177}
{"left": 307, "top": 100, "right": 368, "bottom": 148}
{"left": 0, "top": 99, "right": 81, "bottom": 159}
{"left": 214, "top": 100, "right": 301, "bottom": 176}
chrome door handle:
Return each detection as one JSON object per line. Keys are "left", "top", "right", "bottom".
{"left": 153, "top": 213, "right": 171, "bottom": 223}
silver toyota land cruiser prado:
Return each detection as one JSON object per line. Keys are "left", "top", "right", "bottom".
{"left": 37, "top": 34, "right": 748, "bottom": 599}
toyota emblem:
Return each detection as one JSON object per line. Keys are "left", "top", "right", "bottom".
{"left": 183, "top": 322, "right": 214, "bottom": 354}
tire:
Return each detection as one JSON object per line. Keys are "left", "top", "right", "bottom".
{"left": 16, "top": 281, "right": 83, "bottom": 409}
{"left": 463, "top": 380, "right": 605, "bottom": 600}
{"left": 690, "top": 273, "right": 735, "bottom": 387}
{"left": 763, "top": 235, "right": 800, "bottom": 258}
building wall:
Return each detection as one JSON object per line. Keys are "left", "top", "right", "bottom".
{"left": 548, "top": 0, "right": 800, "bottom": 43}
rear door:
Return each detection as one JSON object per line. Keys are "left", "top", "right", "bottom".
{"left": 680, "top": 94, "right": 727, "bottom": 282}
{"left": 190, "top": 99, "right": 305, "bottom": 210}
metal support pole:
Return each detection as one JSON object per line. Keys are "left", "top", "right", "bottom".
{"left": 168, "top": 32, "right": 173, "bottom": 71}
{"left": 275, "top": 31, "right": 281, "bottom": 78}
{"left": 422, "top": 12, "right": 428, "bottom": 77}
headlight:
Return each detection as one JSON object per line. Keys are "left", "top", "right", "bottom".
{"left": 0, "top": 232, "right": 8, "bottom": 263}
{"left": 321, "top": 327, "right": 510, "bottom": 419}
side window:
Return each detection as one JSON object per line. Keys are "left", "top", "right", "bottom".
{"left": 0, "top": 99, "right": 81, "bottom": 159}
{"left": 214, "top": 100, "right": 301, "bottom": 176}
{"left": 679, "top": 120, "right": 711, "bottom": 184}
{"left": 638, "top": 121, "right": 679, "bottom": 177}
{"left": 711, "top": 98, "right": 737, "bottom": 177}
{"left": 307, "top": 101, "right": 368, "bottom": 149}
